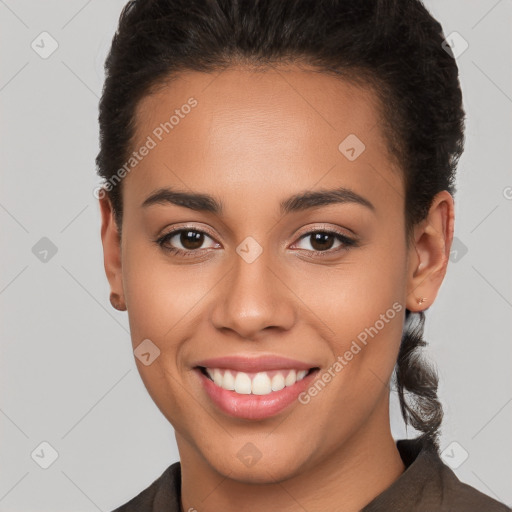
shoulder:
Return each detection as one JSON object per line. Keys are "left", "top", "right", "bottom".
{"left": 111, "top": 461, "right": 181, "bottom": 512}
{"left": 403, "top": 438, "right": 510, "bottom": 511}
{"left": 429, "top": 453, "right": 510, "bottom": 511}
{"left": 363, "top": 437, "right": 510, "bottom": 511}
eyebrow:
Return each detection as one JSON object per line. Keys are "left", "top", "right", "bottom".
{"left": 141, "top": 186, "right": 375, "bottom": 215}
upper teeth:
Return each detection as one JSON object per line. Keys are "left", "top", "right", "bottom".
{"left": 205, "top": 368, "right": 309, "bottom": 395}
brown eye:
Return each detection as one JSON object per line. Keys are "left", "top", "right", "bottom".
{"left": 156, "top": 228, "right": 219, "bottom": 255}
{"left": 179, "top": 230, "right": 205, "bottom": 250}
{"left": 293, "top": 230, "right": 357, "bottom": 255}
{"left": 309, "top": 232, "right": 336, "bottom": 251}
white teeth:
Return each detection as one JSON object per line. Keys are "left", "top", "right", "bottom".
{"left": 285, "top": 369, "right": 297, "bottom": 387}
{"left": 213, "top": 369, "right": 223, "bottom": 387}
{"left": 234, "top": 372, "right": 252, "bottom": 394}
{"left": 271, "top": 373, "right": 285, "bottom": 391}
{"left": 203, "top": 367, "right": 311, "bottom": 395}
{"left": 297, "top": 370, "right": 308, "bottom": 380}
{"left": 252, "top": 372, "right": 272, "bottom": 395}
{"left": 223, "top": 370, "right": 235, "bottom": 390}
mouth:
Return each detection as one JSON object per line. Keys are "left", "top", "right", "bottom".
{"left": 197, "top": 366, "right": 319, "bottom": 394}
{"left": 194, "top": 365, "right": 320, "bottom": 420}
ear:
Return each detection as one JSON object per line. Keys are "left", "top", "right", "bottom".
{"left": 99, "top": 194, "right": 126, "bottom": 310}
{"left": 406, "top": 190, "right": 455, "bottom": 312}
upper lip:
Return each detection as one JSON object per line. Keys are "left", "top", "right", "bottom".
{"left": 194, "top": 355, "right": 319, "bottom": 373}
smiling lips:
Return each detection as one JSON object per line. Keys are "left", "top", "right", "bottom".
{"left": 194, "top": 355, "right": 320, "bottom": 420}
{"left": 203, "top": 367, "right": 311, "bottom": 395}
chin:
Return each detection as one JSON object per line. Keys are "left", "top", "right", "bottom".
{"left": 205, "top": 444, "right": 311, "bottom": 485}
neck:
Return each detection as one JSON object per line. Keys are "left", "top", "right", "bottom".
{"left": 177, "top": 399, "right": 405, "bottom": 512}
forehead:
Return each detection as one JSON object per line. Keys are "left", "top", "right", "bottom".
{"left": 125, "top": 64, "right": 402, "bottom": 215}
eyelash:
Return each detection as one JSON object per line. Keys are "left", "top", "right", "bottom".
{"left": 155, "top": 226, "right": 358, "bottom": 258}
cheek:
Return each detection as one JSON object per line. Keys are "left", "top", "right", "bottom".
{"left": 293, "top": 236, "right": 406, "bottom": 335}
{"left": 121, "top": 236, "right": 212, "bottom": 343}
{"left": 295, "top": 235, "right": 407, "bottom": 393}
{"left": 120, "top": 240, "right": 205, "bottom": 424}
{"left": 296, "top": 262, "right": 406, "bottom": 443}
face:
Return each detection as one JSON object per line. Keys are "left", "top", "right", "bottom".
{"left": 100, "top": 64, "right": 452, "bottom": 483}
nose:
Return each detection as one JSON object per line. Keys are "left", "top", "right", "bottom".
{"left": 211, "top": 248, "right": 296, "bottom": 340}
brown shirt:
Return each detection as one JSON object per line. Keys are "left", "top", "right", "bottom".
{"left": 112, "top": 436, "right": 510, "bottom": 511}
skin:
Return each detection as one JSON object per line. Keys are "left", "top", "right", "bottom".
{"left": 99, "top": 64, "right": 454, "bottom": 512}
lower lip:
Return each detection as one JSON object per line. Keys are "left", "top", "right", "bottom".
{"left": 195, "top": 368, "right": 318, "bottom": 420}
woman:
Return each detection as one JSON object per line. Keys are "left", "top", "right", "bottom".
{"left": 96, "top": 0, "right": 510, "bottom": 510}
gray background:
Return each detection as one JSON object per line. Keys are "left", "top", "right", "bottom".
{"left": 1, "top": 0, "right": 511, "bottom": 510}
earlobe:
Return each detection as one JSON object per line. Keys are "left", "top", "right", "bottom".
{"left": 406, "top": 191, "right": 455, "bottom": 312}
{"left": 110, "top": 291, "right": 127, "bottom": 311}
{"left": 99, "top": 194, "right": 126, "bottom": 310}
